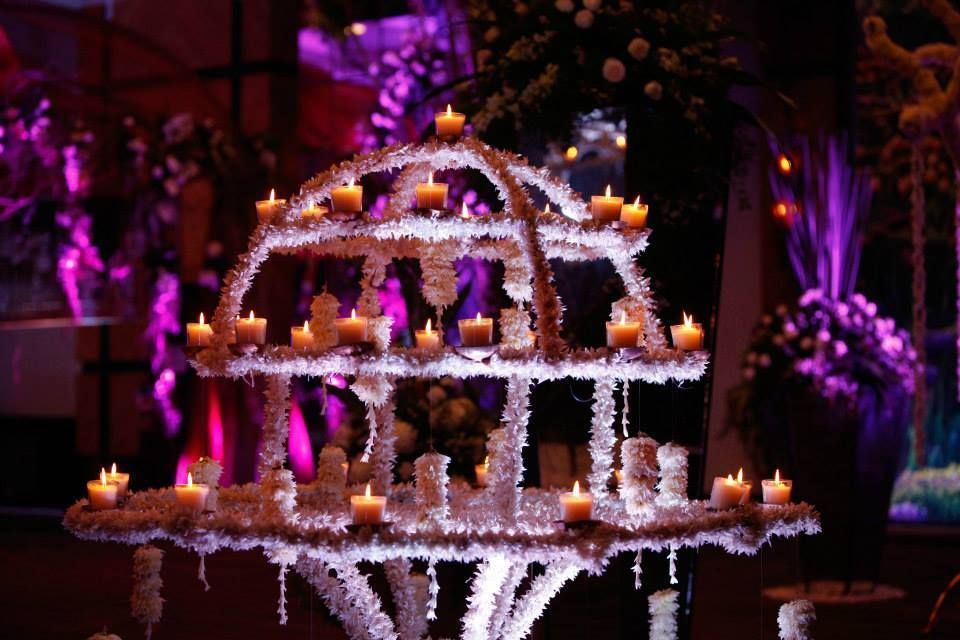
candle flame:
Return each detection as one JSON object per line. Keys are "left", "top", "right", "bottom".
{"left": 111, "top": 462, "right": 117, "bottom": 475}
{"left": 187, "top": 472, "right": 193, "bottom": 487}
{"left": 199, "top": 312, "right": 205, "bottom": 325}
{"left": 100, "top": 467, "right": 107, "bottom": 486}
{"left": 351, "top": 308, "right": 357, "bottom": 320}
{"left": 616, "top": 134, "right": 627, "bottom": 149}
{"left": 425, "top": 318, "right": 432, "bottom": 333}
{"left": 428, "top": 172, "right": 434, "bottom": 186}
{"left": 605, "top": 184, "right": 612, "bottom": 198}
{"left": 544, "top": 203, "right": 551, "bottom": 214}
{"left": 303, "top": 320, "right": 309, "bottom": 332}
{"left": 565, "top": 146, "right": 578, "bottom": 161}
{"left": 484, "top": 456, "right": 489, "bottom": 466}
{"left": 683, "top": 311, "right": 694, "bottom": 328}
{"left": 269, "top": 188, "right": 275, "bottom": 202}
{"left": 736, "top": 467, "right": 743, "bottom": 484}
{"left": 572, "top": 480, "right": 581, "bottom": 496}
{"left": 249, "top": 310, "right": 255, "bottom": 321}
{"left": 777, "top": 154, "right": 792, "bottom": 175}
{"left": 364, "top": 482, "right": 371, "bottom": 498}
{"left": 461, "top": 202, "right": 469, "bottom": 218}
{"left": 446, "top": 104, "right": 452, "bottom": 116}
{"left": 619, "top": 310, "right": 627, "bottom": 325}
{"left": 347, "top": 178, "right": 355, "bottom": 187}
{"left": 633, "top": 195, "right": 641, "bottom": 207}
{"left": 475, "top": 312, "right": 482, "bottom": 322}
{"left": 775, "top": 469, "right": 781, "bottom": 484}
{"left": 727, "top": 474, "right": 734, "bottom": 482}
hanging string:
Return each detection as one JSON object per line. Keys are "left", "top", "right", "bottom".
{"left": 278, "top": 562, "right": 289, "bottom": 625}
{"left": 911, "top": 145, "right": 928, "bottom": 466}
{"left": 668, "top": 546, "right": 678, "bottom": 585}
{"left": 426, "top": 559, "right": 439, "bottom": 620}
{"left": 198, "top": 553, "right": 210, "bottom": 592}
{"left": 621, "top": 380, "right": 630, "bottom": 438}
{"left": 633, "top": 551, "right": 643, "bottom": 590}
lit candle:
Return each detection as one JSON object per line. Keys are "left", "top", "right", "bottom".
{"left": 670, "top": 312, "right": 704, "bottom": 351}
{"left": 614, "top": 469, "right": 624, "bottom": 488}
{"left": 606, "top": 310, "right": 641, "bottom": 348}
{"left": 559, "top": 480, "right": 594, "bottom": 522}
{"left": 236, "top": 310, "right": 268, "bottom": 344}
{"left": 186, "top": 312, "right": 213, "bottom": 347}
{"left": 591, "top": 184, "right": 623, "bottom": 222}
{"left": 303, "top": 203, "right": 328, "bottom": 219}
{"left": 458, "top": 312, "right": 494, "bottom": 346}
{"left": 255, "top": 188, "right": 286, "bottom": 224}
{"left": 331, "top": 178, "right": 363, "bottom": 213}
{"left": 415, "top": 172, "right": 449, "bottom": 210}
{"left": 434, "top": 103, "right": 466, "bottom": 139}
{"left": 620, "top": 196, "right": 649, "bottom": 229}
{"left": 415, "top": 318, "right": 441, "bottom": 349}
{"left": 291, "top": 320, "right": 314, "bottom": 350}
{"left": 86, "top": 467, "right": 118, "bottom": 510}
{"left": 475, "top": 456, "right": 489, "bottom": 487}
{"left": 335, "top": 308, "right": 369, "bottom": 345}
{"left": 460, "top": 202, "right": 471, "bottom": 220}
{"left": 108, "top": 462, "right": 130, "bottom": 497}
{"left": 709, "top": 467, "right": 751, "bottom": 510}
{"left": 543, "top": 203, "right": 552, "bottom": 216}
{"left": 350, "top": 482, "right": 387, "bottom": 525}
{"left": 762, "top": 469, "right": 792, "bottom": 505}
{"left": 174, "top": 472, "right": 210, "bottom": 513}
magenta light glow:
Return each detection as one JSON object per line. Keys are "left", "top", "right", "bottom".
{"left": 289, "top": 396, "right": 315, "bottom": 482}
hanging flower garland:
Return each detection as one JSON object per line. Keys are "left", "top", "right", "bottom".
{"left": 587, "top": 378, "right": 618, "bottom": 497}
{"left": 778, "top": 600, "right": 816, "bottom": 640}
{"left": 131, "top": 545, "right": 164, "bottom": 640}
{"left": 648, "top": 589, "right": 679, "bottom": 640}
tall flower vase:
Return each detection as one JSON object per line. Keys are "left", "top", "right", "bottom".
{"left": 785, "top": 387, "right": 909, "bottom": 589}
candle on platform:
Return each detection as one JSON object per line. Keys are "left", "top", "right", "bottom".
{"left": 606, "top": 310, "right": 641, "bottom": 348}
{"left": 350, "top": 482, "right": 387, "bottom": 525}
{"left": 614, "top": 469, "right": 624, "bottom": 488}
{"left": 709, "top": 467, "right": 751, "bottom": 510}
{"left": 108, "top": 462, "right": 130, "bottom": 497}
{"left": 415, "top": 172, "right": 449, "bottom": 210}
{"left": 186, "top": 312, "right": 213, "bottom": 347}
{"left": 670, "top": 312, "right": 704, "bottom": 351}
{"left": 236, "top": 310, "right": 267, "bottom": 344}
{"left": 620, "top": 196, "right": 649, "bottom": 229}
{"left": 435, "top": 103, "right": 466, "bottom": 139}
{"left": 174, "top": 472, "right": 210, "bottom": 513}
{"left": 255, "top": 188, "right": 286, "bottom": 224}
{"left": 331, "top": 178, "right": 363, "bottom": 213}
{"left": 475, "top": 456, "right": 489, "bottom": 487}
{"left": 302, "top": 203, "right": 328, "bottom": 219}
{"left": 591, "top": 184, "right": 623, "bottom": 222}
{"left": 86, "top": 467, "right": 118, "bottom": 510}
{"left": 335, "top": 308, "right": 369, "bottom": 345}
{"left": 415, "top": 318, "right": 441, "bottom": 349}
{"left": 291, "top": 320, "right": 314, "bottom": 350}
{"left": 762, "top": 469, "right": 792, "bottom": 505}
{"left": 458, "top": 312, "right": 494, "bottom": 347}
{"left": 559, "top": 480, "right": 594, "bottom": 522}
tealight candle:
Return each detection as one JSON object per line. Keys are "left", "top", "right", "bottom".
{"left": 331, "top": 178, "right": 363, "bottom": 213}
{"left": 302, "top": 203, "right": 328, "bottom": 219}
{"left": 86, "top": 468, "right": 118, "bottom": 510}
{"left": 236, "top": 310, "right": 267, "bottom": 344}
{"left": 415, "top": 318, "right": 441, "bottom": 349}
{"left": 255, "top": 188, "right": 286, "bottom": 224}
{"left": 591, "top": 184, "right": 623, "bottom": 222}
{"left": 434, "top": 103, "right": 466, "bottom": 139}
{"left": 174, "top": 472, "right": 210, "bottom": 513}
{"left": 108, "top": 462, "right": 130, "bottom": 497}
{"left": 186, "top": 312, "right": 213, "bottom": 347}
{"left": 291, "top": 320, "right": 314, "bottom": 350}
{"left": 762, "top": 469, "right": 793, "bottom": 505}
{"left": 335, "top": 308, "right": 369, "bottom": 345}
{"left": 350, "top": 482, "right": 387, "bottom": 525}
{"left": 415, "top": 172, "right": 449, "bottom": 210}
{"left": 709, "top": 467, "right": 751, "bottom": 510}
{"left": 620, "top": 196, "right": 649, "bottom": 229}
{"left": 475, "top": 456, "right": 489, "bottom": 487}
{"left": 559, "top": 480, "right": 594, "bottom": 522}
{"left": 670, "top": 312, "right": 704, "bottom": 351}
{"left": 458, "top": 312, "right": 494, "bottom": 346}
{"left": 606, "top": 310, "right": 641, "bottom": 348}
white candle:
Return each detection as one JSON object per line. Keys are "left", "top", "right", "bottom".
{"left": 762, "top": 469, "right": 792, "bottom": 505}
{"left": 186, "top": 312, "right": 213, "bottom": 347}
{"left": 559, "top": 480, "right": 594, "bottom": 522}
{"left": 606, "top": 310, "right": 641, "bottom": 348}
{"left": 255, "top": 188, "right": 286, "bottom": 224}
{"left": 415, "top": 172, "right": 449, "bottom": 209}
{"left": 350, "top": 482, "right": 387, "bottom": 525}
{"left": 108, "top": 462, "right": 130, "bottom": 497}
{"left": 670, "top": 312, "right": 704, "bottom": 351}
{"left": 458, "top": 312, "right": 494, "bottom": 346}
{"left": 291, "top": 320, "right": 314, "bottom": 350}
{"left": 86, "top": 468, "right": 118, "bottom": 510}
{"left": 475, "top": 456, "right": 489, "bottom": 487}
{"left": 174, "top": 472, "right": 210, "bottom": 513}
{"left": 236, "top": 310, "right": 267, "bottom": 344}
{"left": 709, "top": 468, "right": 751, "bottom": 509}
{"left": 591, "top": 184, "right": 623, "bottom": 222}
{"left": 620, "top": 196, "right": 649, "bottom": 228}
{"left": 335, "top": 308, "right": 369, "bottom": 345}
{"left": 331, "top": 178, "right": 363, "bottom": 213}
{"left": 303, "top": 203, "right": 328, "bottom": 219}
{"left": 415, "top": 318, "right": 441, "bottom": 349}
{"left": 435, "top": 104, "right": 466, "bottom": 139}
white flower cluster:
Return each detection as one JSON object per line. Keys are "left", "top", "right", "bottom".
{"left": 309, "top": 292, "right": 340, "bottom": 349}
{"left": 131, "top": 545, "right": 164, "bottom": 638}
{"left": 368, "top": 399, "right": 398, "bottom": 495}
{"left": 299, "top": 558, "right": 399, "bottom": 640}
{"left": 486, "top": 377, "right": 532, "bottom": 517}
{"left": 501, "top": 561, "right": 581, "bottom": 640}
{"left": 384, "top": 559, "right": 428, "bottom": 640}
{"left": 499, "top": 307, "right": 534, "bottom": 352}
{"left": 622, "top": 434, "right": 659, "bottom": 515}
{"left": 778, "top": 600, "right": 816, "bottom": 640}
{"left": 310, "top": 444, "right": 347, "bottom": 499}
{"left": 188, "top": 456, "right": 223, "bottom": 511}
{"left": 368, "top": 315, "right": 394, "bottom": 353}
{"left": 655, "top": 443, "right": 688, "bottom": 507}
{"left": 462, "top": 554, "right": 512, "bottom": 640}
{"left": 587, "top": 378, "right": 618, "bottom": 497}
{"left": 419, "top": 239, "right": 459, "bottom": 311}
{"left": 259, "top": 374, "right": 292, "bottom": 476}
{"left": 260, "top": 468, "right": 298, "bottom": 522}
{"left": 415, "top": 452, "right": 451, "bottom": 526}
{"left": 648, "top": 589, "right": 679, "bottom": 640}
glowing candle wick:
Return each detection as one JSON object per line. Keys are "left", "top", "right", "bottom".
{"left": 446, "top": 104, "right": 452, "bottom": 116}
{"left": 351, "top": 308, "right": 357, "bottom": 320}
{"left": 425, "top": 318, "right": 432, "bottom": 333}
{"left": 100, "top": 467, "right": 107, "bottom": 487}
{"left": 199, "top": 312, "right": 205, "bottom": 325}
{"left": 364, "top": 482, "right": 371, "bottom": 498}
{"left": 572, "top": 480, "right": 581, "bottom": 496}
{"left": 187, "top": 472, "right": 193, "bottom": 487}
{"left": 605, "top": 184, "right": 612, "bottom": 198}
{"left": 269, "top": 188, "right": 275, "bottom": 202}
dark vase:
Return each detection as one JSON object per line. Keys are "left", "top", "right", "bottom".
{"left": 781, "top": 385, "right": 909, "bottom": 587}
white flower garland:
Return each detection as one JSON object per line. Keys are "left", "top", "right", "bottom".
{"left": 487, "top": 377, "right": 532, "bottom": 517}
{"left": 260, "top": 468, "right": 298, "bottom": 522}
{"left": 655, "top": 444, "right": 688, "bottom": 507}
{"left": 311, "top": 444, "right": 347, "bottom": 498}
{"left": 488, "top": 561, "right": 527, "bottom": 639}
{"left": 384, "top": 559, "right": 427, "bottom": 640}
{"left": 131, "top": 545, "right": 164, "bottom": 640}
{"left": 501, "top": 243, "right": 533, "bottom": 303}
{"left": 187, "top": 457, "right": 223, "bottom": 511}
{"left": 259, "top": 374, "right": 291, "bottom": 476}
{"left": 461, "top": 554, "right": 512, "bottom": 640}
{"left": 778, "top": 600, "right": 816, "bottom": 640}
{"left": 499, "top": 307, "right": 534, "bottom": 353}
{"left": 648, "top": 589, "right": 679, "bottom": 640}
{"left": 419, "top": 240, "right": 460, "bottom": 312}
{"left": 414, "top": 452, "right": 451, "bottom": 526}
{"left": 369, "top": 316, "right": 394, "bottom": 353}
{"left": 369, "top": 398, "right": 398, "bottom": 496}
{"left": 587, "top": 379, "right": 617, "bottom": 497}
{"left": 426, "top": 559, "right": 440, "bottom": 621}
{"left": 667, "top": 545, "right": 678, "bottom": 585}
{"left": 351, "top": 376, "right": 395, "bottom": 464}
{"left": 500, "top": 561, "right": 581, "bottom": 640}
{"left": 268, "top": 546, "right": 297, "bottom": 625}
{"left": 310, "top": 293, "right": 340, "bottom": 350}
{"left": 299, "top": 558, "right": 399, "bottom": 640}
{"left": 622, "top": 434, "right": 659, "bottom": 515}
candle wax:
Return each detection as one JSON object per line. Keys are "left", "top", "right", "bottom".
{"left": 559, "top": 481, "right": 594, "bottom": 522}
{"left": 435, "top": 105, "right": 466, "bottom": 138}
{"left": 331, "top": 182, "right": 362, "bottom": 213}
{"left": 291, "top": 322, "right": 314, "bottom": 350}
{"left": 335, "top": 310, "right": 369, "bottom": 345}
{"left": 458, "top": 315, "right": 494, "bottom": 346}
{"left": 620, "top": 198, "right": 649, "bottom": 228}
{"left": 762, "top": 473, "right": 792, "bottom": 505}
{"left": 186, "top": 313, "right": 213, "bottom": 347}
{"left": 236, "top": 313, "right": 268, "bottom": 344}
{"left": 175, "top": 473, "right": 210, "bottom": 513}
{"left": 87, "top": 470, "right": 119, "bottom": 510}
{"left": 606, "top": 312, "right": 641, "bottom": 348}
{"left": 415, "top": 320, "right": 441, "bottom": 349}
{"left": 350, "top": 484, "right": 387, "bottom": 525}
{"left": 591, "top": 185, "right": 623, "bottom": 222}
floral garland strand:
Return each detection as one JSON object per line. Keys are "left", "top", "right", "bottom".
{"left": 268, "top": 546, "right": 297, "bottom": 625}
{"left": 259, "top": 374, "right": 292, "bottom": 476}
{"left": 499, "top": 307, "right": 534, "bottom": 353}
{"left": 667, "top": 546, "right": 678, "bottom": 585}
{"left": 633, "top": 551, "right": 643, "bottom": 590}
{"left": 500, "top": 561, "right": 581, "bottom": 640}
{"left": 778, "top": 600, "right": 816, "bottom": 640}
{"left": 197, "top": 553, "right": 210, "bottom": 592}
{"left": 426, "top": 559, "right": 440, "bottom": 621}
{"left": 622, "top": 434, "right": 659, "bottom": 516}
{"left": 131, "top": 544, "right": 164, "bottom": 640}
{"left": 488, "top": 561, "right": 526, "bottom": 640}
{"left": 587, "top": 379, "right": 617, "bottom": 498}
{"left": 352, "top": 376, "right": 396, "bottom": 464}
{"left": 298, "top": 558, "right": 398, "bottom": 640}
{"left": 384, "top": 559, "right": 427, "bottom": 640}
{"left": 414, "top": 452, "right": 451, "bottom": 527}
{"left": 648, "top": 589, "right": 679, "bottom": 640}
{"left": 461, "top": 555, "right": 512, "bottom": 640}
{"left": 487, "top": 377, "right": 532, "bottom": 517}
{"left": 655, "top": 444, "right": 689, "bottom": 507}
{"left": 419, "top": 240, "right": 460, "bottom": 312}
{"left": 911, "top": 146, "right": 928, "bottom": 466}
{"left": 310, "top": 293, "right": 340, "bottom": 350}
{"left": 312, "top": 444, "right": 348, "bottom": 497}
{"left": 369, "top": 399, "right": 398, "bottom": 496}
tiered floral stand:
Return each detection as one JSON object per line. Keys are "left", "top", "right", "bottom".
{"left": 65, "top": 137, "right": 819, "bottom": 640}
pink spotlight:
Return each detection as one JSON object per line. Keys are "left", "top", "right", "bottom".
{"left": 288, "top": 397, "right": 315, "bottom": 482}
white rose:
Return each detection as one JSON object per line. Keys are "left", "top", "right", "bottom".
{"left": 574, "top": 9, "right": 594, "bottom": 28}
{"left": 602, "top": 57, "right": 626, "bottom": 83}
{"left": 644, "top": 80, "right": 662, "bottom": 100}
{"left": 584, "top": 0, "right": 602, "bottom": 10}
{"left": 628, "top": 37, "right": 650, "bottom": 60}
{"left": 555, "top": 0, "right": 575, "bottom": 12}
